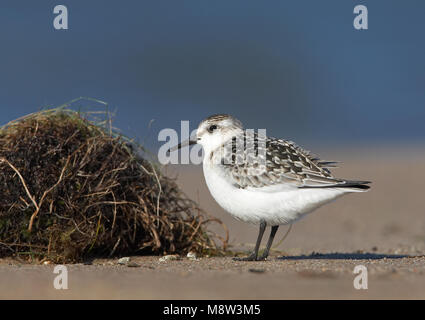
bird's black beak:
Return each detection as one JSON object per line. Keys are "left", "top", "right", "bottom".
{"left": 168, "top": 138, "right": 197, "bottom": 153}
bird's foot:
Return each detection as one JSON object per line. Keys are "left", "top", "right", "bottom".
{"left": 257, "top": 250, "right": 272, "bottom": 261}
{"left": 258, "top": 254, "right": 269, "bottom": 261}
{"left": 233, "top": 252, "right": 264, "bottom": 261}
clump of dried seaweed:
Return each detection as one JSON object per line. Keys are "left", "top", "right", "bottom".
{"left": 0, "top": 107, "right": 227, "bottom": 263}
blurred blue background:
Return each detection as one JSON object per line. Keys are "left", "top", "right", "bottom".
{"left": 0, "top": 1, "right": 424, "bottom": 152}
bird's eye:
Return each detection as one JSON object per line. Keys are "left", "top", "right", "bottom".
{"left": 207, "top": 125, "right": 218, "bottom": 133}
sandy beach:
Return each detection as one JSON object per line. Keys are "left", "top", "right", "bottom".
{"left": 1, "top": 146, "right": 425, "bottom": 299}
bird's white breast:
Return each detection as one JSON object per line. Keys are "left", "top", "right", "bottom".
{"left": 202, "top": 161, "right": 348, "bottom": 225}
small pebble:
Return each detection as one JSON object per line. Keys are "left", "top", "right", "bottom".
{"left": 118, "top": 257, "right": 130, "bottom": 265}
{"left": 187, "top": 252, "right": 198, "bottom": 260}
{"left": 159, "top": 255, "right": 179, "bottom": 262}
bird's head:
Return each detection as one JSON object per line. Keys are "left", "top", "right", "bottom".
{"left": 169, "top": 114, "right": 243, "bottom": 155}
{"left": 196, "top": 114, "right": 243, "bottom": 154}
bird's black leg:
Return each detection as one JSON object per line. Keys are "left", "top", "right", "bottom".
{"left": 259, "top": 225, "right": 279, "bottom": 260}
{"left": 233, "top": 220, "right": 266, "bottom": 261}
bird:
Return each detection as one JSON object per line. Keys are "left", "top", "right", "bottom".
{"left": 169, "top": 114, "right": 370, "bottom": 261}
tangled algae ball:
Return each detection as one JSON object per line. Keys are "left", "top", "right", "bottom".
{"left": 0, "top": 108, "right": 226, "bottom": 262}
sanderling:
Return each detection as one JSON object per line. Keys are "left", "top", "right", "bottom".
{"left": 169, "top": 114, "right": 370, "bottom": 261}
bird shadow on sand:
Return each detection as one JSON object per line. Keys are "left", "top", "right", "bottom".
{"left": 277, "top": 252, "right": 408, "bottom": 260}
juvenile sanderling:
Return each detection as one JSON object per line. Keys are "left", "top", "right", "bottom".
{"left": 169, "top": 114, "right": 370, "bottom": 261}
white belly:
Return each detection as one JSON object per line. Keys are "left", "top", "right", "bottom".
{"left": 203, "top": 162, "right": 348, "bottom": 225}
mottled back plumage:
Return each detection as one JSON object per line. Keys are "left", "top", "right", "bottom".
{"left": 211, "top": 132, "right": 370, "bottom": 190}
